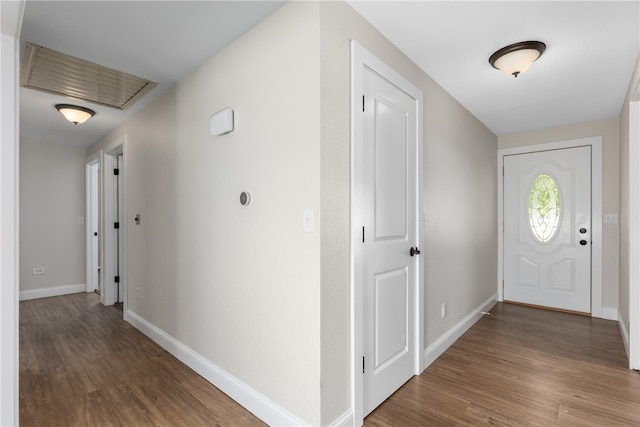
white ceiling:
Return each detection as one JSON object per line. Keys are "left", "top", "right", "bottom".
{"left": 20, "top": 1, "right": 286, "bottom": 146}
{"left": 20, "top": 1, "right": 640, "bottom": 147}
{"left": 347, "top": 0, "right": 640, "bottom": 135}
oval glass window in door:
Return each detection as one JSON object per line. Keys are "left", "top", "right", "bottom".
{"left": 528, "top": 173, "right": 561, "bottom": 243}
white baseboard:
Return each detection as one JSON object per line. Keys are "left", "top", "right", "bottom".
{"left": 601, "top": 307, "right": 619, "bottom": 321}
{"left": 619, "top": 317, "right": 630, "bottom": 357}
{"left": 125, "top": 310, "right": 307, "bottom": 427}
{"left": 330, "top": 409, "right": 353, "bottom": 426}
{"left": 423, "top": 294, "right": 498, "bottom": 368}
{"left": 19, "top": 283, "right": 85, "bottom": 301}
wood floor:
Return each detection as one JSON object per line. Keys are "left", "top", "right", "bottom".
{"left": 365, "top": 303, "right": 640, "bottom": 426}
{"left": 20, "top": 294, "right": 639, "bottom": 426}
{"left": 19, "top": 293, "right": 266, "bottom": 427}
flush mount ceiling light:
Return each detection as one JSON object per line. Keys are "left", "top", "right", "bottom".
{"left": 489, "top": 41, "right": 546, "bottom": 78}
{"left": 55, "top": 104, "right": 95, "bottom": 125}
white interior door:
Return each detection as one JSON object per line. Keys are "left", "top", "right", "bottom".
{"left": 102, "top": 148, "right": 124, "bottom": 306}
{"left": 362, "top": 66, "right": 418, "bottom": 415}
{"left": 88, "top": 161, "right": 100, "bottom": 292}
{"left": 504, "top": 146, "right": 591, "bottom": 313}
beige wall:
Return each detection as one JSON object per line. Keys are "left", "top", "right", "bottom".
{"left": 89, "top": 2, "right": 323, "bottom": 424}
{"left": 618, "top": 52, "right": 640, "bottom": 335}
{"left": 318, "top": 2, "right": 498, "bottom": 423}
{"left": 89, "top": 1, "right": 499, "bottom": 424}
{"left": 19, "top": 141, "right": 86, "bottom": 293}
{"left": 499, "top": 118, "right": 620, "bottom": 313}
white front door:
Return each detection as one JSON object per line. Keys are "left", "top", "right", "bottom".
{"left": 504, "top": 146, "right": 591, "bottom": 313}
{"left": 362, "top": 66, "right": 419, "bottom": 415}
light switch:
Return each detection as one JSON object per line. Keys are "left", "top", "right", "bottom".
{"left": 303, "top": 209, "right": 313, "bottom": 233}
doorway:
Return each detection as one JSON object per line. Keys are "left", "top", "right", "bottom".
{"left": 86, "top": 154, "right": 101, "bottom": 294}
{"left": 351, "top": 41, "right": 424, "bottom": 423}
{"left": 498, "top": 137, "right": 603, "bottom": 317}
{"left": 91, "top": 137, "right": 127, "bottom": 308}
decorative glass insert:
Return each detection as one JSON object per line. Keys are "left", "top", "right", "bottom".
{"left": 528, "top": 173, "right": 561, "bottom": 243}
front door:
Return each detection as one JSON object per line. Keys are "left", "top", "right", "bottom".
{"left": 362, "top": 65, "right": 419, "bottom": 414}
{"left": 503, "top": 146, "right": 591, "bottom": 313}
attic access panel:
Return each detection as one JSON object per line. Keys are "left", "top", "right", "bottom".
{"left": 21, "top": 42, "right": 157, "bottom": 110}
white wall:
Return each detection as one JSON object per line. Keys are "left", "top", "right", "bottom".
{"left": 19, "top": 141, "right": 86, "bottom": 297}
{"left": 499, "top": 119, "right": 620, "bottom": 316}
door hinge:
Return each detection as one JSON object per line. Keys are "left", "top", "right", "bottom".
{"left": 502, "top": 279, "right": 504, "bottom": 290}
{"left": 114, "top": 222, "right": 120, "bottom": 229}
{"left": 502, "top": 223, "right": 505, "bottom": 232}
{"left": 115, "top": 276, "right": 120, "bottom": 283}
{"left": 362, "top": 226, "right": 365, "bottom": 243}
{"left": 362, "top": 356, "right": 365, "bottom": 374}
{"left": 114, "top": 168, "right": 119, "bottom": 176}
{"left": 502, "top": 166, "right": 504, "bottom": 176}
{"left": 362, "top": 95, "right": 365, "bottom": 112}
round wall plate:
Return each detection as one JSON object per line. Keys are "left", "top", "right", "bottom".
{"left": 240, "top": 191, "right": 251, "bottom": 206}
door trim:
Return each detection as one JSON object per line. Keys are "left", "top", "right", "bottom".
{"left": 100, "top": 135, "right": 127, "bottom": 311}
{"left": 629, "top": 97, "right": 639, "bottom": 370}
{"left": 350, "top": 40, "right": 424, "bottom": 425}
{"left": 85, "top": 150, "right": 101, "bottom": 293}
{"left": 498, "top": 137, "right": 603, "bottom": 318}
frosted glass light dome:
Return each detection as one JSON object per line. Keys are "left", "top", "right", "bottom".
{"left": 489, "top": 41, "right": 546, "bottom": 77}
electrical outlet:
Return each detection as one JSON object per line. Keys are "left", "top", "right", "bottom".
{"left": 32, "top": 267, "right": 45, "bottom": 275}
{"left": 604, "top": 213, "right": 618, "bottom": 224}
{"left": 441, "top": 302, "right": 447, "bottom": 319}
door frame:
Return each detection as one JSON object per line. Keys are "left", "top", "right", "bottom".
{"left": 498, "top": 137, "right": 603, "bottom": 318}
{"left": 100, "top": 136, "right": 127, "bottom": 309}
{"left": 628, "top": 68, "right": 640, "bottom": 369}
{"left": 350, "top": 40, "right": 424, "bottom": 425}
{"left": 85, "top": 150, "right": 101, "bottom": 293}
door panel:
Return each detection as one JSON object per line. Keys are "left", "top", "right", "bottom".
{"left": 504, "top": 146, "right": 591, "bottom": 313}
{"left": 363, "top": 67, "right": 417, "bottom": 415}
{"left": 374, "top": 267, "right": 408, "bottom": 371}
{"left": 374, "top": 97, "right": 407, "bottom": 240}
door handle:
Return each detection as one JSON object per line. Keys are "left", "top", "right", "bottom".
{"left": 410, "top": 247, "right": 421, "bottom": 256}
{"left": 579, "top": 240, "right": 588, "bottom": 246}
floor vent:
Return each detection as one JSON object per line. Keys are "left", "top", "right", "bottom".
{"left": 21, "top": 42, "right": 157, "bottom": 110}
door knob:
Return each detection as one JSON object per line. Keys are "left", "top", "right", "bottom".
{"left": 410, "top": 247, "right": 421, "bottom": 256}
{"left": 579, "top": 228, "right": 587, "bottom": 234}
{"left": 579, "top": 240, "right": 588, "bottom": 246}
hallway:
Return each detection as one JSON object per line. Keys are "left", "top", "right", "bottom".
{"left": 20, "top": 294, "right": 640, "bottom": 426}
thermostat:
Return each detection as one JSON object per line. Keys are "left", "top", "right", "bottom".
{"left": 240, "top": 191, "right": 251, "bottom": 206}
{"left": 210, "top": 108, "right": 234, "bottom": 136}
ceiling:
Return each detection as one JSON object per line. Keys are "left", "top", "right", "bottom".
{"left": 19, "top": 1, "right": 286, "bottom": 146}
{"left": 20, "top": 1, "right": 640, "bottom": 147}
{"left": 346, "top": 1, "right": 640, "bottom": 135}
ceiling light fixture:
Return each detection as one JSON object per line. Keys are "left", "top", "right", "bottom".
{"left": 55, "top": 104, "right": 95, "bottom": 125}
{"left": 489, "top": 41, "right": 546, "bottom": 78}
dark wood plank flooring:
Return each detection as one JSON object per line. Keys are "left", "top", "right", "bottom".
{"left": 365, "top": 303, "right": 640, "bottom": 426}
{"left": 19, "top": 292, "right": 266, "bottom": 427}
{"left": 21, "top": 294, "right": 640, "bottom": 426}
